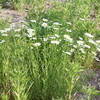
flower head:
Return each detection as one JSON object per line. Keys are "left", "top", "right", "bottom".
{"left": 63, "top": 51, "right": 71, "bottom": 55}
{"left": 33, "top": 43, "right": 41, "bottom": 47}
{"left": 77, "top": 41, "right": 84, "bottom": 45}
{"left": 0, "top": 40, "right": 5, "bottom": 44}
{"left": 53, "top": 28, "right": 59, "bottom": 30}
{"left": 66, "top": 29, "right": 72, "bottom": 32}
{"left": 30, "top": 20, "right": 36, "bottom": 23}
{"left": 83, "top": 44, "right": 91, "bottom": 49}
{"left": 2, "top": 34, "right": 8, "bottom": 36}
{"left": 53, "top": 22, "right": 62, "bottom": 25}
{"left": 84, "top": 33, "right": 94, "bottom": 38}
{"left": 49, "top": 36, "right": 56, "bottom": 39}
{"left": 43, "top": 38, "right": 48, "bottom": 41}
{"left": 41, "top": 23, "right": 48, "bottom": 28}
{"left": 96, "top": 40, "right": 100, "bottom": 44}
{"left": 27, "top": 29, "right": 35, "bottom": 36}
{"left": 80, "top": 48, "right": 85, "bottom": 54}
{"left": 15, "top": 34, "right": 20, "bottom": 37}
{"left": 43, "top": 18, "right": 48, "bottom": 22}
{"left": 64, "top": 35, "right": 73, "bottom": 42}
{"left": 66, "top": 22, "right": 72, "bottom": 25}
{"left": 88, "top": 39, "right": 97, "bottom": 45}
{"left": 79, "top": 18, "right": 85, "bottom": 21}
{"left": 51, "top": 40, "right": 60, "bottom": 45}
{"left": 55, "top": 34, "right": 59, "bottom": 38}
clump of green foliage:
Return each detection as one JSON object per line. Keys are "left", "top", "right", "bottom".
{"left": 0, "top": 0, "right": 100, "bottom": 100}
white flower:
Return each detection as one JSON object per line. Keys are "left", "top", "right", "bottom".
{"left": 80, "top": 48, "right": 85, "bottom": 54}
{"left": 32, "top": 37, "right": 37, "bottom": 40}
{"left": 30, "top": 20, "right": 36, "bottom": 23}
{"left": 27, "top": 29, "right": 35, "bottom": 36}
{"left": 0, "top": 30, "right": 7, "bottom": 33}
{"left": 83, "top": 45, "right": 91, "bottom": 48}
{"left": 31, "top": 47, "right": 33, "bottom": 49}
{"left": 66, "top": 22, "right": 72, "bottom": 25}
{"left": 64, "top": 35, "right": 73, "bottom": 42}
{"left": 49, "top": 36, "right": 56, "bottom": 39}
{"left": 33, "top": 43, "right": 41, "bottom": 46}
{"left": 27, "top": 34, "right": 33, "bottom": 37}
{"left": 79, "top": 18, "right": 85, "bottom": 21}
{"left": 43, "top": 38, "right": 48, "bottom": 41}
{"left": 73, "top": 45, "right": 77, "bottom": 48}
{"left": 70, "top": 49, "right": 74, "bottom": 52}
{"left": 88, "top": 39, "right": 97, "bottom": 45}
{"left": 5, "top": 28, "right": 12, "bottom": 31}
{"left": 0, "top": 40, "right": 5, "bottom": 44}
{"left": 21, "top": 25, "right": 27, "bottom": 28}
{"left": 15, "top": 34, "right": 20, "bottom": 37}
{"left": 55, "top": 34, "right": 59, "bottom": 38}
{"left": 53, "top": 22, "right": 62, "bottom": 25}
{"left": 95, "top": 57, "right": 100, "bottom": 62}
{"left": 10, "top": 23, "right": 16, "bottom": 28}
{"left": 27, "top": 29, "right": 35, "bottom": 33}
{"left": 63, "top": 51, "right": 71, "bottom": 55}
{"left": 53, "top": 28, "right": 59, "bottom": 30}
{"left": 78, "top": 37, "right": 83, "bottom": 40}
{"left": 51, "top": 40, "right": 60, "bottom": 45}
{"left": 92, "top": 51, "right": 96, "bottom": 56}
{"left": 66, "top": 29, "right": 72, "bottom": 32}
{"left": 41, "top": 23, "right": 48, "bottom": 28}
{"left": 97, "top": 48, "right": 100, "bottom": 52}
{"left": 43, "top": 18, "right": 48, "bottom": 22}
{"left": 77, "top": 41, "right": 84, "bottom": 45}
{"left": 1, "top": 34, "right": 8, "bottom": 36}
{"left": 0, "top": 30, "right": 4, "bottom": 33}
{"left": 64, "top": 34, "right": 70, "bottom": 38}
{"left": 96, "top": 40, "right": 100, "bottom": 44}
{"left": 84, "top": 33, "right": 94, "bottom": 38}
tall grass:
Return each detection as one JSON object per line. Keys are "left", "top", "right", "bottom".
{"left": 0, "top": 0, "right": 100, "bottom": 100}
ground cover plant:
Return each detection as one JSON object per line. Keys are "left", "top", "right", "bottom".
{"left": 0, "top": 0, "right": 100, "bottom": 100}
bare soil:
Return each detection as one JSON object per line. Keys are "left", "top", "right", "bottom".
{"left": 0, "top": 8, "right": 27, "bottom": 25}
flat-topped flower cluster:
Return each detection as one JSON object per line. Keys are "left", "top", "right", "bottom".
{"left": 0, "top": 18, "right": 100, "bottom": 63}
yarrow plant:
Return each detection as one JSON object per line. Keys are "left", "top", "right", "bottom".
{"left": 41, "top": 22, "right": 48, "bottom": 28}
{"left": 51, "top": 40, "right": 60, "bottom": 45}
{"left": 33, "top": 42, "right": 41, "bottom": 46}
{"left": 0, "top": 0, "right": 100, "bottom": 100}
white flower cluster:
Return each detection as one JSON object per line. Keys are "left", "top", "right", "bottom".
{"left": 53, "top": 22, "right": 62, "bottom": 26}
{"left": 66, "top": 29, "right": 72, "bottom": 32}
{"left": 0, "top": 28, "right": 12, "bottom": 33}
{"left": 41, "top": 23, "right": 48, "bottom": 28}
{"left": 64, "top": 34, "right": 73, "bottom": 43}
{"left": 84, "top": 33, "right": 94, "bottom": 38}
{"left": 33, "top": 43, "right": 41, "bottom": 47}
{"left": 77, "top": 40, "right": 84, "bottom": 46}
{"left": 27, "top": 28, "right": 35, "bottom": 37}
{"left": 66, "top": 22, "right": 72, "bottom": 25}
{"left": 0, "top": 40, "right": 5, "bottom": 44}
{"left": 51, "top": 40, "right": 60, "bottom": 45}
{"left": 1, "top": 17, "right": 100, "bottom": 62}
{"left": 63, "top": 51, "right": 71, "bottom": 55}
{"left": 30, "top": 20, "right": 36, "bottom": 23}
{"left": 43, "top": 18, "right": 48, "bottom": 22}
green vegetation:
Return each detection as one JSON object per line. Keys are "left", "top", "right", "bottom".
{"left": 0, "top": 0, "right": 100, "bottom": 100}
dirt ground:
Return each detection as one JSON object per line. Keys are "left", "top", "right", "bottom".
{"left": 0, "top": 8, "right": 27, "bottom": 25}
